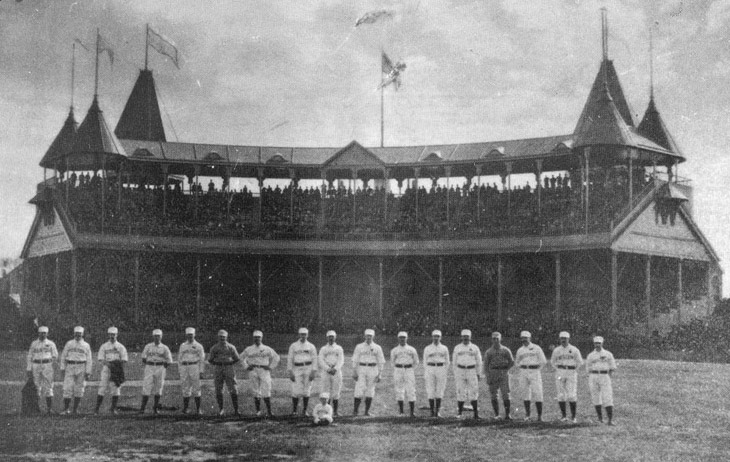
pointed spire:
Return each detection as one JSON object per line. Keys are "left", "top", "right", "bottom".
{"left": 574, "top": 80, "right": 634, "bottom": 149}
{"left": 39, "top": 107, "right": 78, "bottom": 169}
{"left": 638, "top": 97, "right": 682, "bottom": 155}
{"left": 68, "top": 96, "right": 127, "bottom": 169}
{"left": 115, "top": 69, "right": 167, "bottom": 141}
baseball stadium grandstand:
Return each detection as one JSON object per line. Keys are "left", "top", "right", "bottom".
{"left": 12, "top": 24, "right": 722, "bottom": 343}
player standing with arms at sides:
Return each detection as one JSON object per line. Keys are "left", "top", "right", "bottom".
{"left": 242, "top": 330, "right": 280, "bottom": 417}
{"left": 352, "top": 329, "right": 385, "bottom": 416}
{"left": 423, "top": 329, "right": 450, "bottom": 417}
{"left": 208, "top": 330, "right": 241, "bottom": 417}
{"left": 26, "top": 326, "right": 58, "bottom": 415}
{"left": 390, "top": 331, "right": 419, "bottom": 417}
{"left": 484, "top": 331, "right": 514, "bottom": 420}
{"left": 178, "top": 327, "right": 205, "bottom": 415}
{"left": 514, "top": 331, "right": 547, "bottom": 421}
{"left": 139, "top": 329, "right": 173, "bottom": 415}
{"left": 287, "top": 327, "right": 318, "bottom": 416}
{"left": 550, "top": 331, "right": 583, "bottom": 422}
{"left": 59, "top": 326, "right": 93, "bottom": 415}
{"left": 95, "top": 327, "right": 128, "bottom": 414}
{"left": 452, "top": 329, "right": 483, "bottom": 419}
{"left": 318, "top": 330, "right": 344, "bottom": 416}
{"left": 585, "top": 336, "right": 617, "bottom": 425}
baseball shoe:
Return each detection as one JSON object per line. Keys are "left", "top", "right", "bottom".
{"left": 196, "top": 409, "right": 203, "bottom": 416}
{"left": 61, "top": 409, "right": 71, "bottom": 416}
{"left": 559, "top": 417, "right": 568, "bottom": 422}
{"left": 536, "top": 416, "right": 543, "bottom": 422}
{"left": 153, "top": 409, "right": 160, "bottom": 416}
{"left": 607, "top": 421, "right": 615, "bottom": 426}
{"left": 256, "top": 410, "right": 264, "bottom": 417}
{"left": 494, "top": 415, "right": 503, "bottom": 421}
{"left": 571, "top": 418, "right": 577, "bottom": 424}
{"left": 364, "top": 411, "right": 372, "bottom": 417}
{"left": 218, "top": 410, "right": 225, "bottom": 417}
{"left": 234, "top": 411, "right": 242, "bottom": 418}
{"left": 137, "top": 410, "right": 145, "bottom": 415}
{"left": 352, "top": 411, "right": 358, "bottom": 417}
{"left": 473, "top": 415, "right": 481, "bottom": 420}
{"left": 504, "top": 415, "right": 512, "bottom": 422}
{"left": 291, "top": 411, "right": 299, "bottom": 417}
{"left": 182, "top": 408, "right": 189, "bottom": 415}
{"left": 523, "top": 416, "right": 531, "bottom": 422}
{"left": 111, "top": 409, "right": 119, "bottom": 415}
{"left": 455, "top": 414, "right": 464, "bottom": 420}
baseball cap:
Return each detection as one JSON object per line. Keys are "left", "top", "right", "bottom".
{"left": 460, "top": 329, "right": 472, "bottom": 337}
{"left": 559, "top": 331, "right": 570, "bottom": 339}
{"left": 431, "top": 330, "right": 442, "bottom": 337}
{"left": 253, "top": 330, "right": 263, "bottom": 337}
{"left": 218, "top": 329, "right": 228, "bottom": 337}
{"left": 107, "top": 327, "right": 118, "bottom": 334}
{"left": 298, "top": 327, "right": 309, "bottom": 335}
{"left": 593, "top": 336, "right": 604, "bottom": 343}
{"left": 520, "top": 331, "right": 531, "bottom": 338}
{"left": 364, "top": 329, "right": 375, "bottom": 336}
{"left": 185, "top": 327, "right": 195, "bottom": 335}
{"left": 397, "top": 331, "right": 408, "bottom": 338}
{"left": 491, "top": 332, "right": 501, "bottom": 339}
{"left": 152, "top": 329, "right": 162, "bottom": 336}
{"left": 326, "top": 330, "right": 337, "bottom": 337}
{"left": 38, "top": 326, "right": 49, "bottom": 333}
{"left": 74, "top": 326, "right": 84, "bottom": 334}
{"left": 320, "top": 392, "right": 330, "bottom": 400}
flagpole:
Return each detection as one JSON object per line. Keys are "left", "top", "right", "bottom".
{"left": 380, "top": 84, "right": 384, "bottom": 148}
{"left": 71, "top": 42, "right": 75, "bottom": 109}
{"left": 94, "top": 28, "right": 100, "bottom": 97}
{"left": 145, "top": 24, "right": 149, "bottom": 70}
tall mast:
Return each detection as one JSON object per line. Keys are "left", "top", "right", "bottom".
{"left": 649, "top": 25, "right": 655, "bottom": 100}
{"left": 145, "top": 23, "right": 149, "bottom": 71}
{"left": 94, "top": 28, "right": 100, "bottom": 97}
{"left": 71, "top": 42, "right": 75, "bottom": 110}
{"left": 601, "top": 8, "right": 609, "bottom": 85}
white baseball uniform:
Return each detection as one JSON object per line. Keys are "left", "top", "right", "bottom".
{"left": 390, "top": 344, "right": 419, "bottom": 402}
{"left": 313, "top": 402, "right": 333, "bottom": 425}
{"left": 586, "top": 349, "right": 616, "bottom": 406}
{"left": 287, "top": 340, "right": 318, "bottom": 398}
{"left": 178, "top": 340, "right": 206, "bottom": 398}
{"left": 423, "top": 343, "right": 450, "bottom": 399}
{"left": 352, "top": 341, "right": 385, "bottom": 398}
{"left": 59, "top": 339, "right": 93, "bottom": 398}
{"left": 452, "top": 342, "right": 483, "bottom": 402}
{"left": 318, "top": 343, "right": 345, "bottom": 399}
{"left": 141, "top": 342, "right": 173, "bottom": 396}
{"left": 26, "top": 338, "right": 58, "bottom": 398}
{"left": 550, "top": 344, "right": 583, "bottom": 402}
{"left": 242, "top": 343, "right": 280, "bottom": 398}
{"left": 515, "top": 342, "right": 547, "bottom": 402}
{"left": 97, "top": 340, "right": 128, "bottom": 397}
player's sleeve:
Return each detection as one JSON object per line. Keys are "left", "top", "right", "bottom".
{"left": 451, "top": 347, "right": 457, "bottom": 373}
{"left": 120, "top": 345, "right": 129, "bottom": 362}
{"left": 574, "top": 347, "right": 584, "bottom": 368}
{"left": 240, "top": 347, "right": 249, "bottom": 368}
{"left": 444, "top": 346, "right": 451, "bottom": 367}
{"left": 141, "top": 344, "right": 150, "bottom": 360}
{"left": 59, "top": 342, "right": 68, "bottom": 369}
{"left": 608, "top": 352, "right": 617, "bottom": 370}
{"left": 476, "top": 349, "right": 483, "bottom": 377}
{"left": 506, "top": 348, "right": 515, "bottom": 369}
{"left": 287, "top": 343, "right": 294, "bottom": 371}
{"left": 351, "top": 345, "right": 360, "bottom": 368}
{"left": 230, "top": 345, "right": 240, "bottom": 364}
{"left": 389, "top": 347, "right": 396, "bottom": 365}
{"left": 165, "top": 345, "right": 173, "bottom": 364}
{"left": 310, "top": 344, "right": 318, "bottom": 362}
{"left": 51, "top": 342, "right": 59, "bottom": 360}
{"left": 85, "top": 344, "right": 93, "bottom": 374}
{"left": 317, "top": 347, "right": 328, "bottom": 370}
{"left": 270, "top": 348, "right": 281, "bottom": 369}
{"left": 377, "top": 345, "right": 385, "bottom": 372}
{"left": 539, "top": 347, "right": 547, "bottom": 367}
{"left": 26, "top": 343, "right": 33, "bottom": 372}
{"left": 198, "top": 344, "right": 206, "bottom": 372}
{"left": 412, "top": 347, "right": 420, "bottom": 366}
{"left": 336, "top": 346, "right": 345, "bottom": 370}
{"left": 550, "top": 347, "right": 558, "bottom": 367}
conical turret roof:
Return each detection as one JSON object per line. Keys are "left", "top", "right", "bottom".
{"left": 115, "top": 69, "right": 166, "bottom": 141}
{"left": 638, "top": 96, "right": 682, "bottom": 157}
{"left": 68, "top": 96, "right": 127, "bottom": 170}
{"left": 574, "top": 82, "right": 634, "bottom": 148}
{"left": 39, "top": 107, "right": 78, "bottom": 169}
{"left": 575, "top": 60, "right": 635, "bottom": 134}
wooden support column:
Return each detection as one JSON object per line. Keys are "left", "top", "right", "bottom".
{"left": 535, "top": 159, "right": 543, "bottom": 217}
{"left": 645, "top": 255, "right": 652, "bottom": 327}
{"left": 318, "top": 257, "right": 323, "bottom": 324}
{"left": 555, "top": 253, "right": 561, "bottom": 326}
{"left": 193, "top": 165, "right": 201, "bottom": 220}
{"left": 320, "top": 171, "right": 327, "bottom": 231}
{"left": 677, "top": 259, "right": 683, "bottom": 324}
{"left": 133, "top": 253, "right": 140, "bottom": 325}
{"left": 70, "top": 251, "right": 78, "bottom": 315}
{"left": 161, "top": 163, "right": 169, "bottom": 217}
{"left": 475, "top": 164, "right": 482, "bottom": 225}
{"left": 383, "top": 169, "right": 389, "bottom": 225}
{"left": 257, "top": 258, "right": 263, "bottom": 325}
{"left": 54, "top": 254, "right": 61, "bottom": 313}
{"left": 289, "top": 168, "right": 296, "bottom": 226}
{"left": 505, "top": 162, "right": 513, "bottom": 220}
{"left": 628, "top": 152, "right": 634, "bottom": 206}
{"left": 101, "top": 157, "right": 106, "bottom": 233}
{"left": 351, "top": 169, "right": 358, "bottom": 229}
{"left": 117, "top": 165, "right": 122, "bottom": 213}
{"left": 611, "top": 250, "right": 618, "bottom": 326}
{"left": 584, "top": 148, "right": 591, "bottom": 234}
{"left": 438, "top": 257, "right": 444, "bottom": 327}
{"left": 196, "top": 256, "right": 202, "bottom": 325}
{"left": 497, "top": 256, "right": 504, "bottom": 330}
{"left": 445, "top": 167, "right": 452, "bottom": 226}
{"left": 378, "top": 258, "right": 384, "bottom": 323}
{"left": 257, "top": 167, "right": 265, "bottom": 224}
{"left": 414, "top": 168, "right": 420, "bottom": 224}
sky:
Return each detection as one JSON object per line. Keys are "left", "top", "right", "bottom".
{"left": 1, "top": 0, "right": 729, "bottom": 293}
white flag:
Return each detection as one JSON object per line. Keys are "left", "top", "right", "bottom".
{"left": 148, "top": 26, "right": 180, "bottom": 69}
{"left": 97, "top": 32, "right": 114, "bottom": 66}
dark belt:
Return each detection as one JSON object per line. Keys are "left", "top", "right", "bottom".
{"left": 32, "top": 359, "right": 52, "bottom": 364}
{"left": 590, "top": 370, "right": 609, "bottom": 374}
{"left": 490, "top": 366, "right": 510, "bottom": 370}
{"left": 557, "top": 365, "right": 576, "bottom": 370}
{"left": 181, "top": 361, "right": 199, "bottom": 366}
{"left": 520, "top": 365, "right": 540, "bottom": 369}
{"left": 394, "top": 364, "right": 413, "bottom": 368}
{"left": 250, "top": 364, "right": 267, "bottom": 368}
{"left": 146, "top": 362, "right": 166, "bottom": 366}
{"left": 212, "top": 362, "right": 235, "bottom": 366}
{"left": 359, "top": 363, "right": 377, "bottom": 367}
{"left": 457, "top": 364, "right": 476, "bottom": 369}
{"left": 294, "top": 361, "right": 312, "bottom": 367}
{"left": 65, "top": 360, "right": 86, "bottom": 365}
{"left": 427, "top": 363, "right": 444, "bottom": 367}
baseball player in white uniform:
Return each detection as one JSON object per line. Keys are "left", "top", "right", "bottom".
{"left": 287, "top": 327, "right": 318, "bottom": 416}
{"left": 586, "top": 336, "right": 617, "bottom": 425}
{"left": 313, "top": 392, "right": 334, "bottom": 426}
{"left": 59, "top": 326, "right": 93, "bottom": 415}
{"left": 423, "top": 329, "right": 450, "bottom": 417}
{"left": 352, "top": 329, "right": 385, "bottom": 416}
{"left": 95, "top": 327, "right": 128, "bottom": 414}
{"left": 318, "top": 330, "right": 344, "bottom": 416}
{"left": 26, "top": 326, "right": 58, "bottom": 414}
{"left": 178, "top": 327, "right": 206, "bottom": 415}
{"left": 139, "top": 329, "right": 173, "bottom": 415}
{"left": 453, "top": 329, "right": 483, "bottom": 419}
{"left": 514, "top": 330, "right": 547, "bottom": 421}
{"left": 484, "top": 331, "right": 514, "bottom": 420}
{"left": 550, "top": 331, "right": 583, "bottom": 422}
{"left": 390, "top": 331, "right": 419, "bottom": 417}
{"left": 242, "top": 330, "right": 280, "bottom": 417}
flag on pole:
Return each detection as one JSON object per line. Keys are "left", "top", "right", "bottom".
{"left": 97, "top": 32, "right": 115, "bottom": 66}
{"left": 380, "top": 51, "right": 406, "bottom": 90}
{"left": 74, "top": 38, "right": 90, "bottom": 52}
{"left": 355, "top": 9, "right": 394, "bottom": 27}
{"left": 148, "top": 26, "right": 180, "bottom": 69}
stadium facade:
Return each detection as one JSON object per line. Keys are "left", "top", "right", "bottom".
{"left": 15, "top": 30, "right": 722, "bottom": 340}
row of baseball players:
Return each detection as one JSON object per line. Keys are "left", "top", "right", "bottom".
{"left": 26, "top": 325, "right": 617, "bottom": 423}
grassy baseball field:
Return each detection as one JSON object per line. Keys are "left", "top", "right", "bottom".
{"left": 0, "top": 351, "right": 728, "bottom": 461}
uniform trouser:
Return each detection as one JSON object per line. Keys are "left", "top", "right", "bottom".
{"left": 142, "top": 365, "right": 166, "bottom": 396}
{"left": 319, "top": 369, "right": 343, "bottom": 399}
{"left": 32, "top": 363, "right": 54, "bottom": 397}
{"left": 248, "top": 366, "right": 272, "bottom": 398}
{"left": 291, "top": 365, "right": 314, "bottom": 397}
{"left": 454, "top": 367, "right": 479, "bottom": 402}
{"left": 487, "top": 370, "right": 510, "bottom": 400}
{"left": 424, "top": 366, "right": 448, "bottom": 399}
{"left": 354, "top": 365, "right": 379, "bottom": 398}
{"left": 518, "top": 369, "right": 543, "bottom": 401}
{"left": 62, "top": 363, "right": 87, "bottom": 398}
{"left": 180, "top": 364, "right": 202, "bottom": 398}
{"left": 588, "top": 373, "right": 613, "bottom": 406}
{"left": 98, "top": 365, "right": 122, "bottom": 396}
{"left": 555, "top": 369, "right": 578, "bottom": 401}
{"left": 214, "top": 365, "right": 237, "bottom": 394}
{"left": 393, "top": 366, "right": 416, "bottom": 402}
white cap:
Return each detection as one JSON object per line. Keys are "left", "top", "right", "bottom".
{"left": 152, "top": 329, "right": 163, "bottom": 336}
{"left": 593, "top": 336, "right": 604, "bottom": 343}
{"left": 218, "top": 329, "right": 228, "bottom": 337}
{"left": 460, "top": 329, "right": 472, "bottom": 337}
{"left": 253, "top": 330, "right": 263, "bottom": 337}
{"left": 559, "top": 331, "right": 570, "bottom": 339}
{"left": 364, "top": 329, "right": 375, "bottom": 336}
{"left": 74, "top": 326, "right": 84, "bottom": 334}
{"left": 107, "top": 327, "right": 118, "bottom": 334}
{"left": 397, "top": 331, "right": 408, "bottom": 338}
{"left": 520, "top": 331, "right": 532, "bottom": 338}
{"left": 326, "top": 330, "right": 336, "bottom": 337}
{"left": 38, "top": 326, "right": 49, "bottom": 333}
{"left": 320, "top": 392, "right": 330, "bottom": 400}
{"left": 431, "top": 330, "right": 442, "bottom": 337}
{"left": 298, "top": 327, "right": 309, "bottom": 334}
{"left": 185, "top": 327, "right": 196, "bottom": 335}
{"left": 491, "top": 332, "right": 501, "bottom": 339}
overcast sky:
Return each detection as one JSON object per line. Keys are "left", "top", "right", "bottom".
{"left": 1, "top": 0, "right": 729, "bottom": 293}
